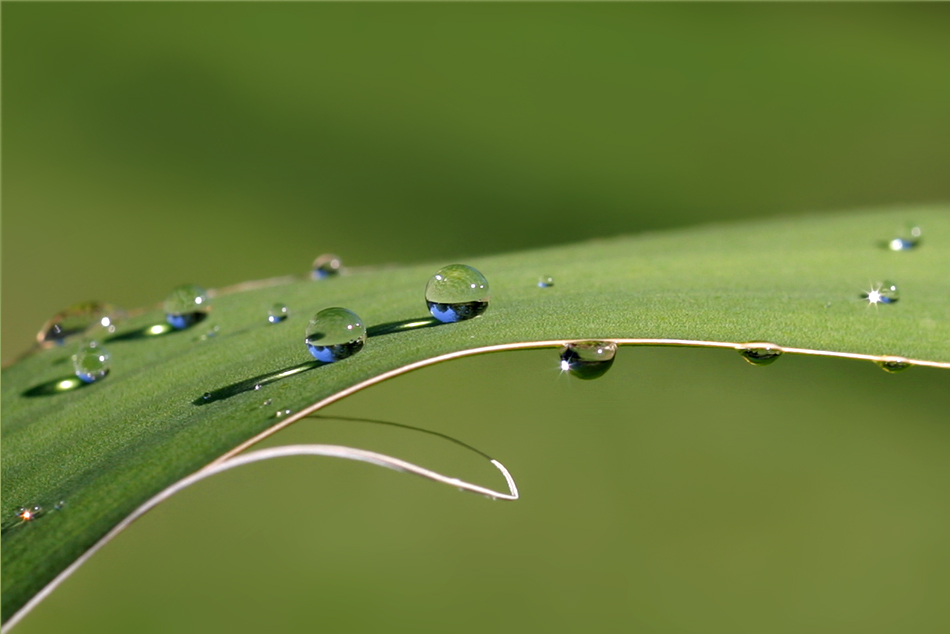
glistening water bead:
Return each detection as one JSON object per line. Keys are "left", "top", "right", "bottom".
{"left": 887, "top": 224, "right": 922, "bottom": 251}
{"left": 73, "top": 342, "right": 111, "bottom": 383}
{"left": 560, "top": 341, "right": 617, "bottom": 380}
{"left": 737, "top": 343, "right": 783, "bottom": 366}
{"left": 268, "top": 303, "right": 289, "bottom": 324}
{"left": 312, "top": 254, "right": 342, "bottom": 279}
{"left": 164, "top": 284, "right": 210, "bottom": 329}
{"left": 305, "top": 307, "right": 366, "bottom": 362}
{"left": 425, "top": 264, "right": 490, "bottom": 323}
{"left": 862, "top": 281, "right": 899, "bottom": 305}
{"left": 876, "top": 356, "right": 911, "bottom": 373}
{"left": 37, "top": 301, "right": 122, "bottom": 345}
{"left": 538, "top": 276, "right": 555, "bottom": 288}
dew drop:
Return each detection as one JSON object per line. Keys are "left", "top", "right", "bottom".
{"left": 862, "top": 281, "right": 899, "bottom": 305}
{"left": 275, "top": 408, "right": 292, "bottom": 418}
{"left": 737, "top": 342, "right": 783, "bottom": 366}
{"left": 425, "top": 264, "right": 490, "bottom": 323}
{"left": 538, "top": 275, "right": 555, "bottom": 288}
{"left": 305, "top": 307, "right": 366, "bottom": 362}
{"left": 17, "top": 506, "right": 43, "bottom": 522}
{"left": 202, "top": 392, "right": 212, "bottom": 401}
{"left": 559, "top": 341, "right": 617, "bottom": 380}
{"left": 887, "top": 224, "right": 922, "bottom": 251}
{"left": 163, "top": 284, "right": 210, "bottom": 329}
{"left": 312, "top": 254, "right": 342, "bottom": 280}
{"left": 254, "top": 383, "right": 263, "bottom": 391}
{"left": 72, "top": 342, "right": 111, "bottom": 383}
{"left": 268, "top": 302, "right": 289, "bottom": 324}
{"left": 54, "top": 500, "right": 66, "bottom": 511}
{"left": 262, "top": 398, "right": 273, "bottom": 407}
{"left": 876, "top": 356, "right": 911, "bottom": 373}
{"left": 37, "top": 302, "right": 122, "bottom": 346}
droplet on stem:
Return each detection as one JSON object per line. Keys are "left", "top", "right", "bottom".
{"left": 559, "top": 341, "right": 617, "bottom": 380}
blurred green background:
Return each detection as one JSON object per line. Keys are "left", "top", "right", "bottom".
{"left": 4, "top": 4, "right": 950, "bottom": 633}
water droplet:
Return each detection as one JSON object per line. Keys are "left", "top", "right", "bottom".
{"left": 164, "top": 284, "right": 210, "bottom": 329}
{"left": 737, "top": 342, "right": 783, "bottom": 366}
{"left": 72, "top": 342, "right": 111, "bottom": 383}
{"left": 275, "top": 408, "right": 292, "bottom": 418}
{"left": 537, "top": 275, "right": 555, "bottom": 288}
{"left": 37, "top": 302, "right": 122, "bottom": 345}
{"left": 862, "top": 281, "right": 899, "bottom": 305}
{"left": 425, "top": 264, "right": 490, "bottom": 323}
{"left": 268, "top": 302, "right": 289, "bottom": 324}
{"left": 887, "top": 224, "right": 922, "bottom": 251}
{"left": 254, "top": 383, "right": 263, "bottom": 391}
{"left": 876, "top": 356, "right": 911, "bottom": 373}
{"left": 305, "top": 307, "right": 366, "bottom": 362}
{"left": 17, "top": 506, "right": 43, "bottom": 522}
{"left": 311, "top": 254, "right": 342, "bottom": 279}
{"left": 202, "top": 392, "right": 212, "bottom": 401}
{"left": 54, "top": 500, "right": 66, "bottom": 511}
{"left": 262, "top": 398, "right": 273, "bottom": 407}
{"left": 559, "top": 341, "right": 617, "bottom": 380}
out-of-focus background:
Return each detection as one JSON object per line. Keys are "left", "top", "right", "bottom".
{"left": 4, "top": 4, "right": 950, "bottom": 633}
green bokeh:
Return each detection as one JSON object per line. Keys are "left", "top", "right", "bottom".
{"left": 3, "top": 4, "right": 950, "bottom": 633}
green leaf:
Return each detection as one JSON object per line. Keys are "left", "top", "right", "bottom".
{"left": 2, "top": 208, "right": 948, "bottom": 625}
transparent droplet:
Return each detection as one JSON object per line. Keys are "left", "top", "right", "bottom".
{"left": 72, "top": 342, "right": 111, "bottom": 383}
{"left": 876, "top": 356, "right": 911, "bottom": 373}
{"left": 202, "top": 392, "right": 212, "bottom": 401}
{"left": 17, "top": 506, "right": 43, "bottom": 522}
{"left": 305, "top": 307, "right": 366, "bottom": 362}
{"left": 37, "top": 302, "right": 122, "bottom": 346}
{"left": 737, "top": 342, "right": 783, "bottom": 366}
{"left": 262, "top": 398, "right": 273, "bottom": 407}
{"left": 163, "top": 284, "right": 210, "bottom": 329}
{"left": 425, "top": 264, "right": 490, "bottom": 323}
{"left": 559, "top": 341, "right": 617, "bottom": 380}
{"left": 254, "top": 383, "right": 263, "bottom": 391}
{"left": 311, "top": 254, "right": 342, "bottom": 280}
{"left": 268, "top": 302, "right": 289, "bottom": 324}
{"left": 862, "top": 281, "right": 899, "bottom": 305}
{"left": 887, "top": 224, "right": 922, "bottom": 251}
{"left": 275, "top": 408, "right": 292, "bottom": 418}
{"left": 538, "top": 276, "right": 555, "bottom": 288}
{"left": 54, "top": 500, "right": 66, "bottom": 511}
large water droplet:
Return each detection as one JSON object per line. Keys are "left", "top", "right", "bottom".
{"left": 538, "top": 275, "right": 555, "bottom": 288}
{"left": 305, "top": 307, "right": 366, "bottom": 362}
{"left": 862, "top": 281, "right": 899, "bottom": 305}
{"left": 876, "top": 356, "right": 911, "bottom": 373}
{"left": 425, "top": 264, "right": 490, "bottom": 323}
{"left": 312, "top": 254, "right": 342, "bottom": 279}
{"left": 268, "top": 303, "right": 289, "bottom": 324}
{"left": 164, "top": 284, "right": 210, "bottom": 329}
{"left": 37, "top": 302, "right": 122, "bottom": 345}
{"left": 72, "top": 342, "right": 111, "bottom": 383}
{"left": 737, "top": 342, "right": 783, "bottom": 366}
{"left": 559, "top": 341, "right": 616, "bottom": 380}
{"left": 887, "top": 224, "right": 922, "bottom": 251}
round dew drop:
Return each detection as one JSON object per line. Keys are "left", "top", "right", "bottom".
{"left": 560, "top": 342, "right": 617, "bottom": 380}
{"left": 268, "top": 302, "right": 289, "bottom": 324}
{"left": 862, "top": 281, "right": 899, "bottom": 305}
{"left": 425, "top": 264, "right": 490, "bottom": 323}
{"left": 163, "top": 284, "right": 210, "bottom": 329}
{"left": 538, "top": 276, "right": 555, "bottom": 288}
{"left": 305, "top": 307, "right": 366, "bottom": 362}
{"left": 73, "top": 341, "right": 111, "bottom": 383}
{"left": 37, "top": 301, "right": 121, "bottom": 345}
{"left": 312, "top": 254, "right": 342, "bottom": 280}
{"left": 737, "top": 343, "right": 783, "bottom": 366}
{"left": 876, "top": 356, "right": 911, "bottom": 373}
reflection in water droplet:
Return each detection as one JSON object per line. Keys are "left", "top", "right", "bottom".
{"left": 268, "top": 302, "right": 289, "bottom": 324}
{"left": 887, "top": 224, "right": 922, "bottom": 251}
{"left": 312, "top": 254, "right": 342, "bottom": 279}
{"left": 164, "top": 284, "right": 210, "bottom": 329}
{"left": 73, "top": 342, "right": 111, "bottom": 383}
{"left": 876, "top": 356, "right": 911, "bottom": 373}
{"left": 275, "top": 409, "right": 292, "bottom": 418}
{"left": 202, "top": 392, "right": 212, "bottom": 401}
{"left": 54, "top": 500, "right": 66, "bottom": 511}
{"left": 262, "top": 398, "right": 273, "bottom": 407}
{"left": 737, "top": 342, "right": 784, "bottom": 366}
{"left": 17, "top": 506, "right": 43, "bottom": 522}
{"left": 37, "top": 302, "right": 122, "bottom": 346}
{"left": 559, "top": 341, "right": 617, "bottom": 380}
{"left": 425, "top": 264, "right": 490, "bottom": 323}
{"left": 538, "top": 276, "right": 555, "bottom": 288}
{"left": 862, "top": 281, "right": 899, "bottom": 305}
{"left": 305, "top": 307, "right": 366, "bottom": 362}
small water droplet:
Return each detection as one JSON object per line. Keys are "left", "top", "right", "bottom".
{"left": 164, "top": 284, "right": 210, "bottom": 329}
{"left": 311, "top": 254, "right": 342, "bottom": 279}
{"left": 274, "top": 408, "right": 292, "bottom": 418}
{"left": 559, "top": 341, "right": 617, "bottom": 380}
{"left": 254, "top": 383, "right": 263, "bottom": 391}
{"left": 425, "top": 264, "right": 490, "bottom": 323}
{"left": 737, "top": 342, "right": 783, "bottom": 366}
{"left": 862, "top": 281, "right": 899, "bottom": 305}
{"left": 262, "top": 398, "right": 273, "bottom": 407}
{"left": 72, "top": 341, "right": 111, "bottom": 383}
{"left": 17, "top": 506, "right": 43, "bottom": 522}
{"left": 54, "top": 500, "right": 66, "bottom": 511}
{"left": 305, "top": 307, "right": 366, "bottom": 362}
{"left": 537, "top": 275, "right": 555, "bottom": 288}
{"left": 876, "top": 356, "right": 911, "bottom": 373}
{"left": 202, "top": 392, "right": 212, "bottom": 401}
{"left": 37, "top": 302, "right": 123, "bottom": 345}
{"left": 267, "top": 302, "right": 289, "bottom": 324}
{"left": 886, "top": 224, "right": 922, "bottom": 251}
